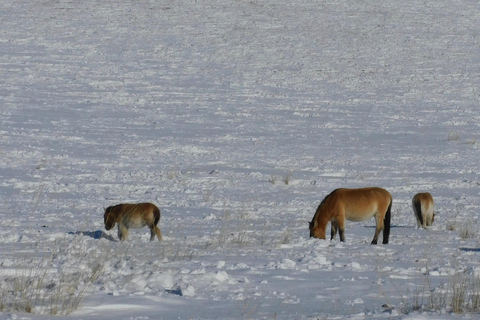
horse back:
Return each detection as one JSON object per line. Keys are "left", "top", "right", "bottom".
{"left": 335, "top": 187, "right": 392, "bottom": 221}
{"left": 412, "top": 192, "right": 434, "bottom": 224}
{"left": 115, "top": 203, "right": 160, "bottom": 225}
{"left": 413, "top": 193, "right": 433, "bottom": 211}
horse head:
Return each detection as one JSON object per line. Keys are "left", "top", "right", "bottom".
{"left": 309, "top": 220, "right": 326, "bottom": 239}
{"left": 104, "top": 206, "right": 117, "bottom": 230}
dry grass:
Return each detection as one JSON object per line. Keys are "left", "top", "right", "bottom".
{"left": 0, "top": 241, "right": 105, "bottom": 316}
{"left": 398, "top": 270, "right": 480, "bottom": 315}
{"left": 445, "top": 216, "right": 476, "bottom": 240}
{"left": 447, "top": 131, "right": 461, "bottom": 142}
{"left": 269, "top": 172, "right": 292, "bottom": 185}
{"left": 459, "top": 224, "right": 475, "bottom": 240}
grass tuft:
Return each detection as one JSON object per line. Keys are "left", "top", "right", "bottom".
{"left": 0, "top": 239, "right": 105, "bottom": 316}
{"left": 397, "top": 270, "right": 480, "bottom": 315}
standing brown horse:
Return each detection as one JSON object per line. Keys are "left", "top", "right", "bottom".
{"left": 309, "top": 187, "right": 392, "bottom": 244}
{"left": 104, "top": 202, "right": 162, "bottom": 241}
{"left": 412, "top": 192, "right": 435, "bottom": 229}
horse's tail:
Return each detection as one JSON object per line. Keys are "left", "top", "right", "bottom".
{"left": 413, "top": 197, "right": 423, "bottom": 226}
{"left": 153, "top": 206, "right": 161, "bottom": 226}
{"left": 382, "top": 198, "right": 392, "bottom": 244}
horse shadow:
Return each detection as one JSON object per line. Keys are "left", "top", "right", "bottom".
{"left": 70, "top": 230, "right": 117, "bottom": 241}
{"left": 363, "top": 225, "right": 416, "bottom": 229}
{"left": 460, "top": 247, "right": 480, "bottom": 252}
{"left": 165, "top": 288, "right": 183, "bottom": 296}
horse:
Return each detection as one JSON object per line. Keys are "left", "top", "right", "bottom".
{"left": 309, "top": 187, "right": 392, "bottom": 244}
{"left": 412, "top": 192, "right": 434, "bottom": 229}
{"left": 104, "top": 202, "right": 163, "bottom": 241}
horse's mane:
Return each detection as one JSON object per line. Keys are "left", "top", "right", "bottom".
{"left": 311, "top": 188, "right": 340, "bottom": 224}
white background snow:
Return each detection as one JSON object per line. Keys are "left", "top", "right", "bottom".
{"left": 1, "top": 0, "right": 480, "bottom": 319}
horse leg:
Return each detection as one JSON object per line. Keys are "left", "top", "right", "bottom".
{"left": 148, "top": 225, "right": 163, "bottom": 241}
{"left": 335, "top": 216, "right": 346, "bottom": 242}
{"left": 371, "top": 214, "right": 380, "bottom": 245}
{"left": 118, "top": 224, "right": 129, "bottom": 241}
{"left": 382, "top": 202, "right": 392, "bottom": 244}
{"left": 330, "top": 221, "right": 338, "bottom": 240}
{"left": 371, "top": 229, "right": 380, "bottom": 245}
{"left": 426, "top": 216, "right": 432, "bottom": 226}
{"left": 371, "top": 209, "right": 390, "bottom": 244}
{"left": 339, "top": 227, "right": 345, "bottom": 242}
{"left": 153, "top": 226, "right": 163, "bottom": 241}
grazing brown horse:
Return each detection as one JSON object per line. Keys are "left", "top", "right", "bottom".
{"left": 309, "top": 187, "right": 392, "bottom": 244}
{"left": 412, "top": 192, "right": 435, "bottom": 229}
{"left": 104, "top": 203, "right": 162, "bottom": 241}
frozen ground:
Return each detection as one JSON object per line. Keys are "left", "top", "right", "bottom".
{"left": 1, "top": 0, "right": 480, "bottom": 319}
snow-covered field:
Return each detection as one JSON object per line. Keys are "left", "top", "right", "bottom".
{"left": 1, "top": 0, "right": 480, "bottom": 319}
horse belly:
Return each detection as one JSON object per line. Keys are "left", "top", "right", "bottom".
{"left": 344, "top": 208, "right": 377, "bottom": 222}
{"left": 123, "top": 218, "right": 147, "bottom": 229}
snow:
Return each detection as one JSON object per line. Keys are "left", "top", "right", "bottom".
{"left": 1, "top": 0, "right": 480, "bottom": 319}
